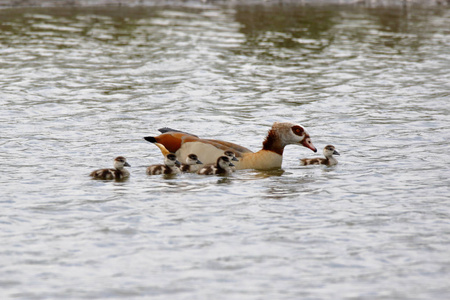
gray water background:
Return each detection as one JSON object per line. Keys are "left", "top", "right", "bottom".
{"left": 1, "top": 2, "right": 449, "bottom": 299}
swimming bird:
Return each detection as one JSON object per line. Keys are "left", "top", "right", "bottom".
{"left": 224, "top": 150, "right": 238, "bottom": 172}
{"left": 90, "top": 156, "right": 130, "bottom": 180}
{"left": 198, "top": 156, "right": 235, "bottom": 176}
{"left": 146, "top": 153, "right": 181, "bottom": 175}
{"left": 144, "top": 122, "right": 316, "bottom": 170}
{"left": 180, "top": 153, "right": 203, "bottom": 173}
{"left": 300, "top": 145, "right": 340, "bottom": 166}
{"left": 224, "top": 150, "right": 239, "bottom": 162}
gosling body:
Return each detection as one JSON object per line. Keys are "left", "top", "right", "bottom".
{"left": 180, "top": 154, "right": 203, "bottom": 173}
{"left": 147, "top": 153, "right": 181, "bottom": 175}
{"left": 300, "top": 145, "right": 340, "bottom": 166}
{"left": 198, "top": 156, "right": 235, "bottom": 176}
{"left": 90, "top": 156, "right": 130, "bottom": 180}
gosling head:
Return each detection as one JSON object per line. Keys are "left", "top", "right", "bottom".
{"left": 217, "top": 156, "right": 235, "bottom": 169}
{"left": 185, "top": 154, "right": 203, "bottom": 165}
{"left": 113, "top": 156, "right": 131, "bottom": 170}
{"left": 323, "top": 145, "right": 340, "bottom": 158}
{"left": 165, "top": 153, "right": 181, "bottom": 167}
{"left": 224, "top": 150, "right": 239, "bottom": 161}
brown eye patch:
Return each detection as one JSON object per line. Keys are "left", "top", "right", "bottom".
{"left": 292, "top": 125, "right": 304, "bottom": 136}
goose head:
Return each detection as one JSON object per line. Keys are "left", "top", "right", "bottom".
{"left": 269, "top": 122, "right": 317, "bottom": 153}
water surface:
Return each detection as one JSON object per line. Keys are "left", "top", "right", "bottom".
{"left": 1, "top": 3, "right": 449, "bottom": 300}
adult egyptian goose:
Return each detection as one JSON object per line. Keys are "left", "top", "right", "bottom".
{"left": 144, "top": 122, "right": 316, "bottom": 170}
{"left": 146, "top": 153, "right": 181, "bottom": 175}
{"left": 180, "top": 153, "right": 203, "bottom": 173}
{"left": 198, "top": 156, "right": 235, "bottom": 176}
{"left": 300, "top": 145, "right": 340, "bottom": 166}
{"left": 90, "top": 156, "right": 130, "bottom": 180}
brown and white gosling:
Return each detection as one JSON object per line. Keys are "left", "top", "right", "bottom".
{"left": 198, "top": 156, "right": 235, "bottom": 176}
{"left": 224, "top": 150, "right": 238, "bottom": 171}
{"left": 224, "top": 150, "right": 239, "bottom": 162}
{"left": 300, "top": 145, "right": 340, "bottom": 166}
{"left": 180, "top": 153, "right": 203, "bottom": 173}
{"left": 147, "top": 153, "right": 181, "bottom": 175}
{"left": 90, "top": 156, "right": 131, "bottom": 180}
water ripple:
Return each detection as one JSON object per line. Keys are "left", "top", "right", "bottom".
{"left": 1, "top": 4, "right": 450, "bottom": 300}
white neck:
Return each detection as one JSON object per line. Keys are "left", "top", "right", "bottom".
{"left": 327, "top": 156, "right": 338, "bottom": 165}
{"left": 120, "top": 168, "right": 130, "bottom": 176}
{"left": 169, "top": 165, "right": 181, "bottom": 173}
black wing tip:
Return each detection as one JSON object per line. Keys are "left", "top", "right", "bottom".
{"left": 144, "top": 136, "right": 157, "bottom": 143}
{"left": 158, "top": 127, "right": 199, "bottom": 138}
{"left": 158, "top": 127, "right": 176, "bottom": 133}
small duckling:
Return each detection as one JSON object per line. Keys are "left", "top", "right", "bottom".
{"left": 300, "top": 145, "right": 340, "bottom": 166}
{"left": 147, "top": 153, "right": 181, "bottom": 175}
{"left": 224, "top": 150, "right": 238, "bottom": 171}
{"left": 180, "top": 154, "right": 203, "bottom": 173}
{"left": 198, "top": 156, "right": 235, "bottom": 176}
{"left": 224, "top": 150, "right": 239, "bottom": 162}
{"left": 90, "top": 156, "right": 130, "bottom": 180}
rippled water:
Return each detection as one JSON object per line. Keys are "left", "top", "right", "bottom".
{"left": 1, "top": 3, "right": 450, "bottom": 299}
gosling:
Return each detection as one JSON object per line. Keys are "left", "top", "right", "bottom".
{"left": 90, "top": 156, "right": 130, "bottom": 180}
{"left": 224, "top": 150, "right": 238, "bottom": 171}
{"left": 180, "top": 154, "right": 203, "bottom": 173}
{"left": 198, "top": 156, "right": 235, "bottom": 176}
{"left": 300, "top": 145, "right": 340, "bottom": 166}
{"left": 147, "top": 153, "right": 181, "bottom": 175}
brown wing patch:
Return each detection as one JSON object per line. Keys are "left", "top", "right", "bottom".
{"left": 203, "top": 139, "right": 253, "bottom": 156}
{"left": 154, "top": 132, "right": 199, "bottom": 153}
{"left": 147, "top": 165, "right": 163, "bottom": 175}
{"left": 163, "top": 166, "right": 174, "bottom": 175}
{"left": 90, "top": 168, "right": 115, "bottom": 179}
{"left": 301, "top": 158, "right": 325, "bottom": 165}
{"left": 198, "top": 165, "right": 214, "bottom": 175}
{"left": 153, "top": 132, "right": 252, "bottom": 157}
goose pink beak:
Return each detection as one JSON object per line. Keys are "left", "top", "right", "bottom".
{"left": 301, "top": 137, "right": 317, "bottom": 152}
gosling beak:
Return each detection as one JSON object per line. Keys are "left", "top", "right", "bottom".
{"left": 229, "top": 162, "right": 235, "bottom": 167}
{"left": 231, "top": 156, "right": 239, "bottom": 161}
{"left": 175, "top": 160, "right": 181, "bottom": 167}
{"left": 124, "top": 162, "right": 131, "bottom": 167}
{"left": 333, "top": 150, "right": 340, "bottom": 156}
{"left": 196, "top": 160, "right": 203, "bottom": 165}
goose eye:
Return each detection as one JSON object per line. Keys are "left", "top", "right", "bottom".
{"left": 292, "top": 126, "right": 304, "bottom": 136}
